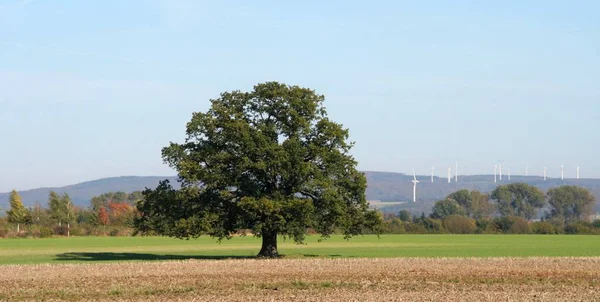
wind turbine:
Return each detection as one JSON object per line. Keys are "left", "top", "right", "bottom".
{"left": 561, "top": 165, "right": 564, "bottom": 180}
{"left": 508, "top": 168, "right": 511, "bottom": 181}
{"left": 455, "top": 162, "right": 458, "bottom": 182}
{"left": 499, "top": 161, "right": 503, "bottom": 180}
{"left": 494, "top": 164, "right": 497, "bottom": 183}
{"left": 412, "top": 169, "right": 419, "bottom": 203}
{"left": 577, "top": 166, "right": 580, "bottom": 179}
{"left": 447, "top": 167, "right": 451, "bottom": 183}
{"left": 431, "top": 166, "right": 435, "bottom": 183}
{"left": 544, "top": 166, "right": 547, "bottom": 181}
{"left": 525, "top": 164, "right": 529, "bottom": 177}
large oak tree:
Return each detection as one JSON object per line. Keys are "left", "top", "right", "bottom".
{"left": 135, "top": 82, "right": 382, "bottom": 257}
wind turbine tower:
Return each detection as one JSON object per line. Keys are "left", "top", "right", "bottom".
{"left": 577, "top": 166, "right": 580, "bottom": 179}
{"left": 544, "top": 166, "right": 547, "bottom": 181}
{"left": 447, "top": 167, "right": 451, "bottom": 183}
{"left": 431, "top": 166, "right": 435, "bottom": 183}
{"left": 494, "top": 164, "right": 497, "bottom": 183}
{"left": 526, "top": 164, "right": 529, "bottom": 177}
{"left": 508, "top": 168, "right": 511, "bottom": 181}
{"left": 499, "top": 162, "right": 503, "bottom": 180}
{"left": 412, "top": 169, "right": 419, "bottom": 203}
{"left": 455, "top": 162, "right": 458, "bottom": 182}
{"left": 561, "top": 165, "right": 564, "bottom": 180}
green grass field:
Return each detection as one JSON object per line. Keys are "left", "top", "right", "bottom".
{"left": 1, "top": 235, "right": 600, "bottom": 265}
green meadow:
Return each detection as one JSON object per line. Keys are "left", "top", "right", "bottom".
{"left": 1, "top": 235, "right": 599, "bottom": 265}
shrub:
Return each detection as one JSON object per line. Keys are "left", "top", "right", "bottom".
{"left": 531, "top": 221, "right": 558, "bottom": 234}
{"left": 385, "top": 218, "right": 406, "bottom": 234}
{"left": 443, "top": 215, "right": 476, "bottom": 234}
{"left": 508, "top": 217, "right": 530, "bottom": 234}
{"left": 398, "top": 210, "right": 412, "bottom": 222}
{"left": 39, "top": 227, "right": 54, "bottom": 238}
{"left": 565, "top": 222, "right": 593, "bottom": 234}
{"left": 404, "top": 223, "right": 427, "bottom": 234}
{"left": 592, "top": 220, "right": 600, "bottom": 229}
{"left": 494, "top": 216, "right": 530, "bottom": 234}
{"left": 417, "top": 218, "right": 445, "bottom": 234}
{"left": 475, "top": 219, "right": 497, "bottom": 234}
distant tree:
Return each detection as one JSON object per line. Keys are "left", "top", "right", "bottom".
{"left": 127, "top": 191, "right": 144, "bottom": 204}
{"left": 7, "top": 190, "right": 29, "bottom": 233}
{"left": 48, "top": 191, "right": 75, "bottom": 235}
{"left": 398, "top": 210, "right": 412, "bottom": 222}
{"left": 470, "top": 191, "right": 495, "bottom": 220}
{"left": 430, "top": 199, "right": 465, "bottom": 219}
{"left": 547, "top": 186, "right": 595, "bottom": 225}
{"left": 48, "top": 191, "right": 63, "bottom": 227}
{"left": 446, "top": 189, "right": 472, "bottom": 215}
{"left": 491, "top": 183, "right": 544, "bottom": 220}
{"left": 135, "top": 82, "right": 383, "bottom": 257}
{"left": 442, "top": 215, "right": 476, "bottom": 234}
{"left": 61, "top": 193, "right": 75, "bottom": 237}
{"left": 98, "top": 207, "right": 109, "bottom": 233}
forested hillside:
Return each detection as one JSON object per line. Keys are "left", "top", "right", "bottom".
{"left": 1, "top": 172, "right": 598, "bottom": 213}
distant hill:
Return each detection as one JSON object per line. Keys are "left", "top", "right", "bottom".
{"left": 1, "top": 172, "right": 599, "bottom": 215}
{"left": 363, "top": 172, "right": 600, "bottom": 214}
{"left": 0, "top": 176, "right": 178, "bottom": 209}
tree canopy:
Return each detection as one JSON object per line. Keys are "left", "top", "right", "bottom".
{"left": 430, "top": 198, "right": 465, "bottom": 219}
{"left": 547, "top": 185, "right": 595, "bottom": 224}
{"left": 135, "top": 82, "right": 382, "bottom": 257}
{"left": 7, "top": 190, "right": 29, "bottom": 232}
{"left": 491, "top": 183, "right": 545, "bottom": 220}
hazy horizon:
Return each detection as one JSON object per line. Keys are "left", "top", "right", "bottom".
{"left": 1, "top": 1, "right": 599, "bottom": 192}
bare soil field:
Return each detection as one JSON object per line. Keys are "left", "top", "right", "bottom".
{"left": 1, "top": 257, "right": 599, "bottom": 301}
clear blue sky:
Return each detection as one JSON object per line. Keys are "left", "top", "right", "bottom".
{"left": 1, "top": 1, "right": 599, "bottom": 192}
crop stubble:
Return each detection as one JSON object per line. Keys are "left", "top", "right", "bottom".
{"left": 1, "top": 257, "right": 599, "bottom": 301}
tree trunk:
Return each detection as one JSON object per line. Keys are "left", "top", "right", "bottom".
{"left": 16, "top": 223, "right": 20, "bottom": 234}
{"left": 67, "top": 222, "right": 70, "bottom": 237}
{"left": 258, "top": 230, "right": 278, "bottom": 258}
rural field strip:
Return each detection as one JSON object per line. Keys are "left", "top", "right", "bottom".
{"left": 1, "top": 257, "right": 599, "bottom": 301}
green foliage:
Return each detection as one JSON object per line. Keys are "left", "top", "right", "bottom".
{"left": 398, "top": 210, "right": 412, "bottom": 222}
{"left": 470, "top": 191, "right": 495, "bottom": 220}
{"left": 39, "top": 227, "right": 54, "bottom": 238}
{"left": 494, "top": 216, "right": 530, "bottom": 234}
{"left": 531, "top": 221, "right": 558, "bottom": 234}
{"left": 430, "top": 199, "right": 465, "bottom": 219}
{"left": 443, "top": 215, "right": 476, "bottom": 234}
{"left": 475, "top": 219, "right": 497, "bottom": 234}
{"left": 7, "top": 190, "right": 30, "bottom": 229}
{"left": 414, "top": 216, "right": 445, "bottom": 233}
{"left": 564, "top": 222, "right": 596, "bottom": 235}
{"left": 547, "top": 186, "right": 595, "bottom": 225}
{"left": 135, "top": 82, "right": 382, "bottom": 257}
{"left": 491, "top": 183, "right": 545, "bottom": 220}
{"left": 446, "top": 190, "right": 472, "bottom": 214}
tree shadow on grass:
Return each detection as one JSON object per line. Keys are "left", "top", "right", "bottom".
{"left": 55, "top": 252, "right": 255, "bottom": 262}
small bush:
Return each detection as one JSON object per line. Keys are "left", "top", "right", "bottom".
{"left": 443, "top": 215, "right": 476, "bottom": 234}
{"left": 494, "top": 216, "right": 530, "bottom": 234}
{"left": 475, "top": 219, "right": 497, "bottom": 234}
{"left": 508, "top": 217, "right": 530, "bottom": 234}
{"left": 404, "top": 223, "right": 427, "bottom": 234}
{"left": 417, "top": 218, "right": 445, "bottom": 234}
{"left": 531, "top": 221, "right": 557, "bottom": 234}
{"left": 39, "top": 227, "right": 54, "bottom": 238}
{"left": 565, "top": 222, "right": 593, "bottom": 234}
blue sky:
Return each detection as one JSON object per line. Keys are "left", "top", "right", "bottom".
{"left": 1, "top": 0, "right": 599, "bottom": 191}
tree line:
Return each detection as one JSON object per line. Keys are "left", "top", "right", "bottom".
{"left": 2, "top": 182, "right": 597, "bottom": 238}
{"left": 1, "top": 191, "right": 141, "bottom": 238}
{"left": 383, "top": 183, "right": 598, "bottom": 234}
